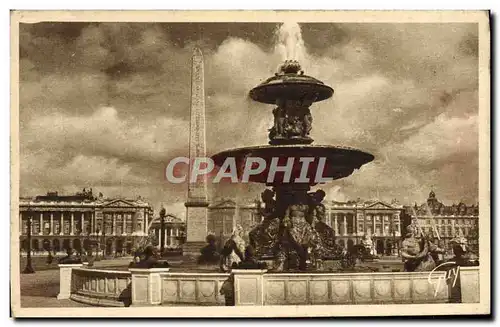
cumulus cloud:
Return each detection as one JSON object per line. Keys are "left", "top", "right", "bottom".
{"left": 19, "top": 22, "right": 479, "bottom": 211}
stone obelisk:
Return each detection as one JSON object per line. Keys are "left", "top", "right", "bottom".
{"left": 183, "top": 48, "right": 209, "bottom": 256}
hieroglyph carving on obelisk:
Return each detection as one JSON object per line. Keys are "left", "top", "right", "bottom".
{"left": 184, "top": 48, "right": 209, "bottom": 253}
{"left": 187, "top": 47, "right": 208, "bottom": 203}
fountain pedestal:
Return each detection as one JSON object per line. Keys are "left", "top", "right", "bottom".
{"left": 211, "top": 60, "right": 374, "bottom": 272}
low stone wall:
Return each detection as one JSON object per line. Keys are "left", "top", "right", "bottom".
{"left": 263, "top": 271, "right": 449, "bottom": 305}
{"left": 128, "top": 268, "right": 229, "bottom": 306}
{"left": 70, "top": 267, "right": 132, "bottom": 307}
{"left": 160, "top": 272, "right": 230, "bottom": 306}
{"left": 60, "top": 264, "right": 480, "bottom": 307}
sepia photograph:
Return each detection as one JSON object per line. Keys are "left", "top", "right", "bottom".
{"left": 10, "top": 10, "right": 490, "bottom": 317}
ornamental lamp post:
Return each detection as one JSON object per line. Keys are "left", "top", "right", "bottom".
{"left": 22, "top": 207, "right": 35, "bottom": 274}
{"left": 159, "top": 206, "right": 166, "bottom": 257}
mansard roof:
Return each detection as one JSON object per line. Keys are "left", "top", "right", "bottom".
{"left": 19, "top": 191, "right": 152, "bottom": 209}
{"left": 407, "top": 190, "right": 478, "bottom": 216}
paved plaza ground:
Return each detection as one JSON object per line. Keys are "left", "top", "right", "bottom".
{"left": 17, "top": 256, "right": 404, "bottom": 308}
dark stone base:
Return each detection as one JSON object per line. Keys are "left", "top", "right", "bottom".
{"left": 182, "top": 242, "right": 206, "bottom": 257}
{"left": 269, "top": 136, "right": 313, "bottom": 145}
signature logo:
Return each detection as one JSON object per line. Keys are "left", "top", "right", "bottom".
{"left": 427, "top": 261, "right": 459, "bottom": 297}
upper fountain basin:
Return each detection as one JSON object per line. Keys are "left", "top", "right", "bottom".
{"left": 249, "top": 73, "right": 334, "bottom": 105}
{"left": 210, "top": 144, "right": 374, "bottom": 186}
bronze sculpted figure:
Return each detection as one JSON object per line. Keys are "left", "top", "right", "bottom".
{"left": 282, "top": 191, "right": 321, "bottom": 270}
{"left": 401, "top": 224, "right": 435, "bottom": 272}
{"left": 220, "top": 225, "right": 247, "bottom": 272}
{"left": 268, "top": 97, "right": 315, "bottom": 143}
{"left": 308, "top": 189, "right": 337, "bottom": 256}
{"left": 271, "top": 105, "right": 286, "bottom": 138}
{"left": 249, "top": 189, "right": 281, "bottom": 256}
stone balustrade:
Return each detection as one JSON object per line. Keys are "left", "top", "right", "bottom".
{"left": 61, "top": 265, "right": 480, "bottom": 307}
{"left": 160, "top": 272, "right": 230, "bottom": 306}
{"left": 70, "top": 267, "right": 132, "bottom": 307}
{"left": 264, "top": 271, "right": 450, "bottom": 305}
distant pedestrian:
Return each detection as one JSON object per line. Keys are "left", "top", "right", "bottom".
{"left": 46, "top": 251, "right": 53, "bottom": 265}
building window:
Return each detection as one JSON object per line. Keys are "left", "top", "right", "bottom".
{"left": 63, "top": 220, "right": 70, "bottom": 235}
{"left": 347, "top": 215, "right": 354, "bottom": 234}
{"left": 44, "top": 221, "right": 50, "bottom": 235}
{"left": 223, "top": 213, "right": 233, "bottom": 235}
{"left": 116, "top": 215, "right": 123, "bottom": 235}
{"left": 126, "top": 214, "right": 133, "bottom": 234}
{"left": 358, "top": 222, "right": 364, "bottom": 233}
{"left": 33, "top": 220, "right": 40, "bottom": 235}
{"left": 22, "top": 220, "right": 28, "bottom": 235}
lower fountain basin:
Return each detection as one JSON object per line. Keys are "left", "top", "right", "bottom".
{"left": 211, "top": 144, "right": 374, "bottom": 186}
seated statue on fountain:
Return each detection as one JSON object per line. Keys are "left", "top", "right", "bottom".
{"left": 198, "top": 233, "right": 221, "bottom": 265}
{"left": 449, "top": 231, "right": 479, "bottom": 267}
{"left": 249, "top": 189, "right": 281, "bottom": 256}
{"left": 129, "top": 245, "right": 169, "bottom": 269}
{"left": 401, "top": 224, "right": 435, "bottom": 272}
{"left": 361, "top": 232, "right": 374, "bottom": 255}
{"left": 269, "top": 104, "right": 287, "bottom": 140}
{"left": 268, "top": 92, "right": 314, "bottom": 145}
{"left": 220, "top": 225, "right": 246, "bottom": 272}
{"left": 59, "top": 248, "right": 82, "bottom": 264}
{"left": 308, "top": 189, "right": 338, "bottom": 257}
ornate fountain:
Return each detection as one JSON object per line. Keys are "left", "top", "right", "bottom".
{"left": 211, "top": 59, "right": 374, "bottom": 271}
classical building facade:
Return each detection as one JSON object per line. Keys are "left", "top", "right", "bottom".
{"left": 404, "top": 190, "right": 479, "bottom": 254}
{"left": 19, "top": 189, "right": 154, "bottom": 256}
{"left": 149, "top": 214, "right": 186, "bottom": 250}
{"left": 207, "top": 197, "right": 404, "bottom": 256}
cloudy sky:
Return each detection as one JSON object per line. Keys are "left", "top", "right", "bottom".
{"left": 19, "top": 22, "right": 479, "bottom": 218}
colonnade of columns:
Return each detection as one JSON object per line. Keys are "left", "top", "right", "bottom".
{"left": 151, "top": 225, "right": 182, "bottom": 248}
{"left": 325, "top": 211, "right": 401, "bottom": 237}
{"left": 20, "top": 210, "right": 152, "bottom": 237}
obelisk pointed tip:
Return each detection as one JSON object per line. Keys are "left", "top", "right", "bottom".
{"left": 193, "top": 47, "right": 203, "bottom": 58}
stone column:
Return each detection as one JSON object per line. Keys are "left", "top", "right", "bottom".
{"left": 122, "top": 214, "right": 126, "bottom": 235}
{"left": 343, "top": 215, "right": 347, "bottom": 235}
{"left": 90, "top": 212, "right": 94, "bottom": 235}
{"left": 39, "top": 212, "right": 43, "bottom": 235}
{"left": 57, "top": 263, "right": 84, "bottom": 300}
{"left": 112, "top": 214, "right": 116, "bottom": 235}
{"left": 60, "top": 212, "right": 64, "bottom": 235}
{"left": 334, "top": 214, "right": 338, "bottom": 235}
{"left": 80, "top": 213, "right": 84, "bottom": 235}
{"left": 70, "top": 213, "right": 74, "bottom": 235}
{"left": 373, "top": 215, "right": 376, "bottom": 235}
{"left": 381, "top": 215, "right": 385, "bottom": 236}
{"left": 395, "top": 214, "right": 401, "bottom": 236}
{"left": 145, "top": 211, "right": 149, "bottom": 234}
{"left": 50, "top": 213, "right": 54, "bottom": 235}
